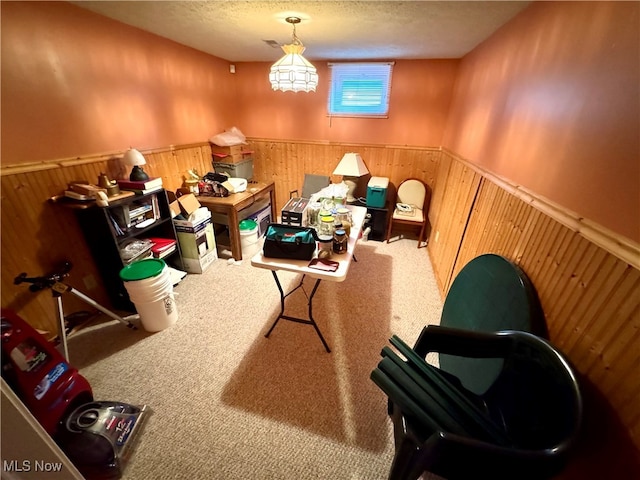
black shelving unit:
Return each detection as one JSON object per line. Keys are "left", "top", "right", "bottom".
{"left": 366, "top": 202, "right": 390, "bottom": 241}
{"left": 74, "top": 189, "right": 182, "bottom": 312}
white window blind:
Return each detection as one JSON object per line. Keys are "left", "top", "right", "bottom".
{"left": 327, "top": 62, "right": 394, "bottom": 117}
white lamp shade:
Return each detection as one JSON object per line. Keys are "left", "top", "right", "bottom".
{"left": 122, "top": 148, "right": 146, "bottom": 166}
{"left": 269, "top": 44, "right": 318, "bottom": 93}
{"left": 333, "top": 153, "right": 369, "bottom": 177}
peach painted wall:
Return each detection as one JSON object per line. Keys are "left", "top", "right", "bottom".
{"left": 232, "top": 60, "right": 458, "bottom": 146}
{"left": 1, "top": 1, "right": 236, "bottom": 164}
{"left": 2, "top": 2, "right": 637, "bottom": 244}
{"left": 443, "top": 1, "right": 640, "bottom": 243}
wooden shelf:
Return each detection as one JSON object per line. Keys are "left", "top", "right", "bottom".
{"left": 73, "top": 189, "right": 183, "bottom": 312}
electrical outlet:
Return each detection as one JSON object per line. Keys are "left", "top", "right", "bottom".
{"left": 83, "top": 274, "right": 97, "bottom": 291}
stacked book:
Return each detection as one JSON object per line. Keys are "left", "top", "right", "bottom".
{"left": 149, "top": 237, "right": 177, "bottom": 259}
{"left": 118, "top": 177, "right": 163, "bottom": 194}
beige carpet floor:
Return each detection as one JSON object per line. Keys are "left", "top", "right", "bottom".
{"left": 67, "top": 236, "right": 443, "bottom": 479}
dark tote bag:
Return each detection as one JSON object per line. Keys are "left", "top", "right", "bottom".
{"left": 263, "top": 223, "right": 318, "bottom": 260}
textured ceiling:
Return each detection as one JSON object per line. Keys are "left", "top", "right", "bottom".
{"left": 71, "top": 1, "right": 531, "bottom": 62}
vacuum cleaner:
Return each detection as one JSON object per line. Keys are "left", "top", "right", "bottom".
{"left": 1, "top": 308, "right": 150, "bottom": 479}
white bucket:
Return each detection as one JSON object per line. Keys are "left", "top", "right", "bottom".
{"left": 124, "top": 271, "right": 171, "bottom": 297}
{"left": 239, "top": 219, "right": 259, "bottom": 259}
{"left": 128, "top": 287, "right": 173, "bottom": 304}
{"left": 120, "top": 260, "right": 178, "bottom": 332}
{"left": 128, "top": 280, "right": 177, "bottom": 332}
{"left": 133, "top": 293, "right": 178, "bottom": 332}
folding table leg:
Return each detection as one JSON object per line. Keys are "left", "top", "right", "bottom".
{"left": 264, "top": 271, "right": 331, "bottom": 352}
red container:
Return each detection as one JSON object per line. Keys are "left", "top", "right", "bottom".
{"left": 1, "top": 308, "right": 93, "bottom": 435}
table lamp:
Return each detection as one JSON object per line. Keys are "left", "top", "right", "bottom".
{"left": 332, "top": 153, "right": 369, "bottom": 203}
{"left": 122, "top": 148, "right": 149, "bottom": 181}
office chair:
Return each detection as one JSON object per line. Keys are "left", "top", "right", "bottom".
{"left": 386, "top": 178, "right": 430, "bottom": 248}
{"left": 289, "top": 174, "right": 330, "bottom": 199}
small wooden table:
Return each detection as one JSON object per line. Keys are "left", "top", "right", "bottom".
{"left": 197, "top": 181, "right": 276, "bottom": 261}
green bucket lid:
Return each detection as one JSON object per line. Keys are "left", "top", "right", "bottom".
{"left": 239, "top": 219, "right": 258, "bottom": 231}
{"left": 120, "top": 258, "right": 166, "bottom": 282}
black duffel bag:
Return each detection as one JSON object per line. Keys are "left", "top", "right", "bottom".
{"left": 263, "top": 223, "right": 318, "bottom": 260}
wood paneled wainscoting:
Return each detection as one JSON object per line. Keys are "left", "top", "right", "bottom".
{"left": 0, "top": 143, "right": 214, "bottom": 334}
{"left": 2, "top": 139, "right": 638, "bottom": 475}
{"left": 428, "top": 149, "right": 640, "bottom": 477}
{"left": 246, "top": 138, "right": 441, "bottom": 215}
{"left": 0, "top": 139, "right": 441, "bottom": 334}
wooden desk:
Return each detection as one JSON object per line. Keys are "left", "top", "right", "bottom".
{"left": 197, "top": 182, "right": 276, "bottom": 261}
{"left": 251, "top": 205, "right": 367, "bottom": 352}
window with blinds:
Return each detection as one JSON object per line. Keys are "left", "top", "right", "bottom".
{"left": 327, "top": 62, "right": 394, "bottom": 118}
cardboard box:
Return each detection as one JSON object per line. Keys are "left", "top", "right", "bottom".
{"left": 174, "top": 209, "right": 217, "bottom": 273}
{"left": 210, "top": 144, "right": 253, "bottom": 164}
{"left": 181, "top": 249, "right": 217, "bottom": 274}
{"left": 211, "top": 144, "right": 243, "bottom": 156}
{"left": 215, "top": 153, "right": 251, "bottom": 163}
{"left": 166, "top": 191, "right": 179, "bottom": 218}
{"left": 176, "top": 193, "right": 201, "bottom": 218}
{"left": 246, "top": 203, "right": 272, "bottom": 237}
{"left": 169, "top": 201, "right": 181, "bottom": 218}
{"left": 281, "top": 197, "right": 308, "bottom": 227}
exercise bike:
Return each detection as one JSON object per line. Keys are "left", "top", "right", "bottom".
{"left": 14, "top": 261, "right": 138, "bottom": 361}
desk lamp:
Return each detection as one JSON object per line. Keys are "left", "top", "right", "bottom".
{"left": 333, "top": 153, "right": 369, "bottom": 203}
{"left": 122, "top": 148, "right": 149, "bottom": 181}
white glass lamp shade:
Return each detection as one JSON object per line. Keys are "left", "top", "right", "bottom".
{"left": 122, "top": 148, "right": 147, "bottom": 166}
{"left": 121, "top": 148, "right": 149, "bottom": 181}
{"left": 333, "top": 153, "right": 369, "bottom": 203}
{"left": 269, "top": 44, "right": 318, "bottom": 93}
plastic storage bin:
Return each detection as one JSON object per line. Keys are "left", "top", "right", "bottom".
{"left": 367, "top": 177, "right": 389, "bottom": 208}
{"left": 212, "top": 158, "right": 253, "bottom": 180}
{"left": 239, "top": 219, "right": 259, "bottom": 258}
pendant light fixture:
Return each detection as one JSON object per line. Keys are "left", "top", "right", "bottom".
{"left": 269, "top": 17, "right": 318, "bottom": 93}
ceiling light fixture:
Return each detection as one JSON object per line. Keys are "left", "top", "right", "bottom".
{"left": 269, "top": 17, "right": 318, "bottom": 93}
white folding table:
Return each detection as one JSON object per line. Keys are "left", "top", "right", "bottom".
{"left": 251, "top": 205, "right": 367, "bottom": 352}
